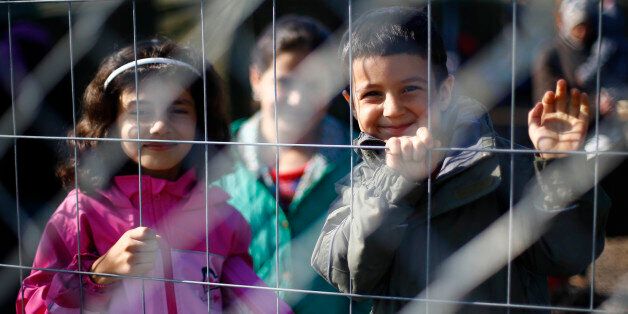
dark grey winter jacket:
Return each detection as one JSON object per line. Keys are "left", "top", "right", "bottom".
{"left": 311, "top": 99, "right": 609, "bottom": 313}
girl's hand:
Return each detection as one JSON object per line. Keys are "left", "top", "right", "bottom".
{"left": 528, "top": 79, "right": 590, "bottom": 159}
{"left": 385, "top": 127, "right": 443, "bottom": 182}
{"left": 90, "top": 227, "right": 160, "bottom": 285}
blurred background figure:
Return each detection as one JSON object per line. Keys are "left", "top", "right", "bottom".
{"left": 0, "top": 16, "right": 72, "bottom": 314}
{"left": 216, "top": 15, "right": 368, "bottom": 313}
{"left": 531, "top": 1, "right": 628, "bottom": 310}
{"left": 533, "top": 0, "right": 598, "bottom": 103}
{"left": 575, "top": 0, "right": 628, "bottom": 113}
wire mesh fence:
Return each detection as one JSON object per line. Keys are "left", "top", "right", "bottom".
{"left": 1, "top": 0, "right": 627, "bottom": 313}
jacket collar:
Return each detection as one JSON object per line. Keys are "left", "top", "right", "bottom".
{"left": 353, "top": 132, "right": 386, "bottom": 163}
{"left": 235, "top": 113, "right": 351, "bottom": 209}
{"left": 100, "top": 169, "right": 231, "bottom": 211}
{"left": 113, "top": 168, "right": 198, "bottom": 200}
{"left": 236, "top": 113, "right": 350, "bottom": 174}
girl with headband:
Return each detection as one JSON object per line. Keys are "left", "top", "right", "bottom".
{"left": 17, "top": 38, "right": 292, "bottom": 314}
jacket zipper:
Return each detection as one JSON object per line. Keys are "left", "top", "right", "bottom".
{"left": 160, "top": 245, "right": 178, "bottom": 314}
{"left": 151, "top": 184, "right": 177, "bottom": 314}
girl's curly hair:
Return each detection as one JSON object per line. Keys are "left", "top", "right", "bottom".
{"left": 57, "top": 38, "right": 230, "bottom": 193}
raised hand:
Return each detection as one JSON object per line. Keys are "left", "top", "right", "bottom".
{"left": 385, "top": 127, "right": 443, "bottom": 182}
{"left": 90, "top": 227, "right": 160, "bottom": 285}
{"left": 528, "top": 79, "right": 590, "bottom": 159}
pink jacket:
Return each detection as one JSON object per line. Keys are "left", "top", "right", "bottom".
{"left": 17, "top": 170, "right": 292, "bottom": 314}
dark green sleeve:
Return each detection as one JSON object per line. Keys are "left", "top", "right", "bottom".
{"left": 517, "top": 156, "right": 610, "bottom": 276}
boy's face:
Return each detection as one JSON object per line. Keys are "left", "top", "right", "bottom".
{"left": 250, "top": 50, "right": 328, "bottom": 142}
{"left": 253, "top": 50, "right": 309, "bottom": 115}
{"left": 346, "top": 53, "right": 452, "bottom": 141}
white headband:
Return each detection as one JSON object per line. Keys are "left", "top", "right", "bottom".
{"left": 103, "top": 57, "right": 201, "bottom": 89}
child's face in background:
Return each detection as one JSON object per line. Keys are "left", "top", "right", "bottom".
{"left": 347, "top": 54, "right": 452, "bottom": 141}
{"left": 117, "top": 81, "right": 197, "bottom": 179}
{"left": 250, "top": 50, "right": 328, "bottom": 142}
{"left": 569, "top": 22, "right": 592, "bottom": 45}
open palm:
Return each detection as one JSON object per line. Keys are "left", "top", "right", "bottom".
{"left": 528, "top": 79, "right": 590, "bottom": 159}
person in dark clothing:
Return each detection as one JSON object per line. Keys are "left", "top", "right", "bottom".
{"left": 532, "top": 0, "right": 598, "bottom": 101}
{"left": 311, "top": 6, "right": 609, "bottom": 313}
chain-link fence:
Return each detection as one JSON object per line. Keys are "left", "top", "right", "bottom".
{"left": 1, "top": 0, "right": 627, "bottom": 313}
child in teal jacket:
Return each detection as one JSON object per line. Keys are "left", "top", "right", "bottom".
{"left": 217, "top": 15, "right": 369, "bottom": 313}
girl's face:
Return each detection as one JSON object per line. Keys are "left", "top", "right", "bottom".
{"left": 116, "top": 81, "right": 197, "bottom": 180}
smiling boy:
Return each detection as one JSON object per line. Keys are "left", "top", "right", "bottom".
{"left": 311, "top": 7, "right": 608, "bottom": 313}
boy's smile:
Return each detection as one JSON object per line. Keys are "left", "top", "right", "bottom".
{"left": 346, "top": 53, "right": 452, "bottom": 141}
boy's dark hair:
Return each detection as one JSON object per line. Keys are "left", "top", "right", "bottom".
{"left": 251, "top": 15, "right": 331, "bottom": 72}
{"left": 341, "top": 6, "right": 448, "bottom": 86}
{"left": 57, "top": 38, "right": 230, "bottom": 192}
